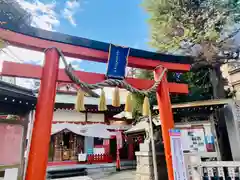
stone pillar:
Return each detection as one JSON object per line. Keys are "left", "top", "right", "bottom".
{"left": 135, "top": 142, "right": 168, "bottom": 180}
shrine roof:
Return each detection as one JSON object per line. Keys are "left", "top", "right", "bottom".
{"left": 0, "top": 80, "right": 36, "bottom": 115}
{"left": 54, "top": 104, "right": 124, "bottom": 114}
{"left": 52, "top": 93, "right": 125, "bottom": 112}
{"left": 51, "top": 123, "right": 130, "bottom": 137}
{"left": 153, "top": 99, "right": 231, "bottom": 110}
{"left": 53, "top": 93, "right": 125, "bottom": 106}
{"left": 125, "top": 116, "right": 160, "bottom": 134}
{"left": 153, "top": 99, "right": 232, "bottom": 120}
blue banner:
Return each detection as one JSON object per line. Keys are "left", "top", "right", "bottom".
{"left": 106, "top": 44, "right": 130, "bottom": 79}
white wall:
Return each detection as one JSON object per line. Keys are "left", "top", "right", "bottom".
{"left": 87, "top": 113, "right": 104, "bottom": 123}
{"left": 53, "top": 109, "right": 85, "bottom": 122}
{"left": 53, "top": 110, "right": 105, "bottom": 123}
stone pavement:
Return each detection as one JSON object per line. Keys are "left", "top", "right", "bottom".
{"left": 47, "top": 161, "right": 136, "bottom": 172}
{"left": 53, "top": 177, "right": 91, "bottom": 180}
{"left": 53, "top": 170, "right": 135, "bottom": 180}
{"left": 88, "top": 169, "right": 135, "bottom": 180}
{"left": 0, "top": 170, "right": 135, "bottom": 180}
{"left": 47, "top": 161, "right": 136, "bottom": 180}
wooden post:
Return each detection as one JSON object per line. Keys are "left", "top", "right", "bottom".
{"left": 154, "top": 66, "right": 174, "bottom": 180}
{"left": 23, "top": 111, "right": 34, "bottom": 180}
{"left": 103, "top": 139, "right": 110, "bottom": 155}
{"left": 59, "top": 132, "right": 63, "bottom": 161}
{"left": 18, "top": 113, "right": 29, "bottom": 180}
{"left": 25, "top": 48, "right": 59, "bottom": 180}
{"left": 53, "top": 134, "right": 61, "bottom": 161}
{"left": 116, "top": 130, "right": 121, "bottom": 171}
{"left": 69, "top": 133, "right": 77, "bottom": 160}
{"left": 128, "top": 136, "right": 134, "bottom": 160}
{"left": 72, "top": 134, "right": 78, "bottom": 160}
{"left": 116, "top": 145, "right": 121, "bottom": 171}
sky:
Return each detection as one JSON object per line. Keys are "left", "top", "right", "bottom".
{"left": 0, "top": 0, "right": 152, "bottom": 97}
{"left": 1, "top": 0, "right": 151, "bottom": 72}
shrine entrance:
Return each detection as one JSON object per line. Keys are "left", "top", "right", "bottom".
{"left": 63, "top": 131, "right": 71, "bottom": 149}
{"left": 0, "top": 24, "right": 192, "bottom": 180}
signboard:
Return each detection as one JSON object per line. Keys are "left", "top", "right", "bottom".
{"left": 180, "top": 128, "right": 206, "bottom": 152}
{"left": 204, "top": 124, "right": 215, "bottom": 152}
{"left": 169, "top": 129, "right": 187, "bottom": 180}
{"left": 106, "top": 44, "right": 130, "bottom": 79}
{"left": 0, "top": 124, "right": 23, "bottom": 165}
{"left": 93, "top": 147, "right": 105, "bottom": 154}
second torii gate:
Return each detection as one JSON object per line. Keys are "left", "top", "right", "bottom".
{"left": 0, "top": 23, "right": 192, "bottom": 180}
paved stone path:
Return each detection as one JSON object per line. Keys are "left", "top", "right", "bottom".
{"left": 53, "top": 170, "right": 135, "bottom": 180}
{"left": 54, "top": 177, "right": 91, "bottom": 180}
{"left": 0, "top": 170, "right": 135, "bottom": 180}
{"left": 88, "top": 170, "right": 135, "bottom": 180}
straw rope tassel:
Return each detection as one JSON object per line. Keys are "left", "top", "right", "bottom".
{"left": 98, "top": 88, "right": 107, "bottom": 111}
{"left": 142, "top": 96, "right": 151, "bottom": 116}
{"left": 75, "top": 89, "right": 85, "bottom": 112}
{"left": 124, "top": 92, "right": 133, "bottom": 112}
{"left": 112, "top": 87, "right": 120, "bottom": 107}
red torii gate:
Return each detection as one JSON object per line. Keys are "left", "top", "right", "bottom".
{"left": 0, "top": 26, "right": 191, "bottom": 180}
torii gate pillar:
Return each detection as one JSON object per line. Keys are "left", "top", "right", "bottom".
{"left": 154, "top": 66, "right": 174, "bottom": 180}
{"left": 25, "top": 48, "right": 60, "bottom": 180}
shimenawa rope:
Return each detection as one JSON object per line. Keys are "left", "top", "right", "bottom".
{"left": 44, "top": 47, "right": 167, "bottom": 97}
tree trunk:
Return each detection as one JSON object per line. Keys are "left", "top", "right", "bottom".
{"left": 209, "top": 64, "right": 233, "bottom": 160}
{"left": 209, "top": 64, "right": 226, "bottom": 99}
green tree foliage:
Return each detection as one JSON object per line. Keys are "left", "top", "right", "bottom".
{"left": 133, "top": 0, "right": 240, "bottom": 109}
{"left": 143, "top": 0, "right": 240, "bottom": 55}
{"left": 132, "top": 0, "right": 240, "bottom": 115}
{"left": 0, "top": 1, "right": 31, "bottom": 27}
{"left": 132, "top": 70, "right": 213, "bottom": 116}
